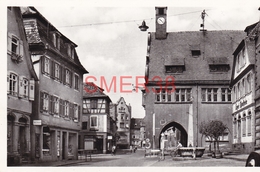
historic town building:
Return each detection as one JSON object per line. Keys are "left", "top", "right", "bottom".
{"left": 230, "top": 21, "right": 260, "bottom": 153}
{"left": 113, "top": 97, "right": 132, "bottom": 149}
{"left": 7, "top": 7, "right": 38, "bottom": 165}
{"left": 21, "top": 7, "right": 88, "bottom": 162}
{"left": 130, "top": 118, "right": 146, "bottom": 148}
{"left": 142, "top": 7, "right": 245, "bottom": 150}
{"left": 80, "top": 82, "right": 115, "bottom": 154}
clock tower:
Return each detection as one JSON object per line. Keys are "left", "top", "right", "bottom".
{"left": 155, "top": 7, "right": 167, "bottom": 39}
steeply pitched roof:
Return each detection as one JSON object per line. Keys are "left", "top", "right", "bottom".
{"left": 147, "top": 30, "right": 245, "bottom": 82}
{"left": 21, "top": 7, "right": 88, "bottom": 74}
{"left": 83, "top": 82, "right": 111, "bottom": 102}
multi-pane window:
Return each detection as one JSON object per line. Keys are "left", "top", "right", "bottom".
{"left": 120, "top": 122, "right": 124, "bottom": 128}
{"left": 175, "top": 88, "right": 192, "bottom": 102}
{"left": 64, "top": 101, "right": 69, "bottom": 117}
{"left": 65, "top": 69, "right": 71, "bottom": 85}
{"left": 74, "top": 74, "right": 79, "bottom": 90}
{"left": 82, "top": 122, "right": 88, "bottom": 129}
{"left": 121, "top": 114, "right": 124, "bottom": 120}
{"left": 53, "top": 96, "right": 59, "bottom": 115}
{"left": 221, "top": 88, "right": 231, "bottom": 102}
{"left": 11, "top": 37, "right": 18, "bottom": 54}
{"left": 43, "top": 93, "right": 49, "bottom": 112}
{"left": 83, "top": 99, "right": 107, "bottom": 114}
{"left": 155, "top": 88, "right": 173, "bottom": 102}
{"left": 54, "top": 63, "right": 60, "bottom": 80}
{"left": 21, "top": 78, "right": 29, "bottom": 98}
{"left": 209, "top": 65, "right": 229, "bottom": 72}
{"left": 165, "top": 66, "right": 184, "bottom": 73}
{"left": 44, "top": 57, "right": 50, "bottom": 75}
{"left": 74, "top": 104, "right": 79, "bottom": 120}
{"left": 9, "top": 73, "right": 18, "bottom": 96}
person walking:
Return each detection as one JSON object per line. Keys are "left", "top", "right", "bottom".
{"left": 111, "top": 145, "right": 116, "bottom": 156}
{"left": 159, "top": 133, "right": 167, "bottom": 161}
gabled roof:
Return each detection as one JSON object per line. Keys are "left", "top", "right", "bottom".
{"left": 148, "top": 30, "right": 245, "bottom": 82}
{"left": 83, "top": 82, "right": 112, "bottom": 102}
{"left": 230, "top": 37, "right": 256, "bottom": 86}
{"left": 116, "top": 97, "right": 131, "bottom": 113}
{"left": 21, "top": 7, "right": 88, "bottom": 74}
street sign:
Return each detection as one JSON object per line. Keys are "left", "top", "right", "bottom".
{"left": 33, "top": 120, "right": 42, "bottom": 125}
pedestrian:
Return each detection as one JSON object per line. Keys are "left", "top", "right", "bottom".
{"left": 159, "top": 133, "right": 167, "bottom": 161}
{"left": 112, "top": 145, "right": 116, "bottom": 156}
{"left": 134, "top": 146, "right": 137, "bottom": 153}
{"left": 130, "top": 145, "right": 133, "bottom": 153}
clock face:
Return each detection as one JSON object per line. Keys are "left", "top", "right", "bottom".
{"left": 157, "top": 17, "right": 165, "bottom": 25}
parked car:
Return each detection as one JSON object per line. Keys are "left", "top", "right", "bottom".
{"left": 245, "top": 150, "right": 260, "bottom": 167}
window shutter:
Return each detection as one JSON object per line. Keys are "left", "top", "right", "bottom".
{"left": 19, "top": 40, "right": 24, "bottom": 57}
{"left": 69, "top": 102, "right": 73, "bottom": 119}
{"left": 7, "top": 72, "right": 10, "bottom": 94}
{"left": 41, "top": 56, "right": 45, "bottom": 74}
{"left": 70, "top": 71, "right": 73, "bottom": 87}
{"left": 59, "top": 65, "right": 63, "bottom": 82}
{"left": 7, "top": 32, "right": 12, "bottom": 53}
{"left": 50, "top": 60, "right": 54, "bottom": 79}
{"left": 63, "top": 67, "right": 66, "bottom": 85}
{"left": 29, "top": 79, "right": 35, "bottom": 101}
{"left": 49, "top": 95, "right": 53, "bottom": 115}
{"left": 40, "top": 91, "right": 44, "bottom": 112}
{"left": 78, "top": 105, "right": 81, "bottom": 122}
{"left": 18, "top": 76, "right": 23, "bottom": 98}
{"left": 59, "top": 99, "right": 64, "bottom": 117}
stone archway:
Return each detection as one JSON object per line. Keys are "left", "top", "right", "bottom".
{"left": 159, "top": 121, "right": 188, "bottom": 148}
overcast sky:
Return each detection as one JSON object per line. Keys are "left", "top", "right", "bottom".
{"left": 4, "top": 0, "right": 260, "bottom": 118}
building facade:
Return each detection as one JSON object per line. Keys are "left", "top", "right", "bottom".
{"left": 7, "top": 7, "right": 38, "bottom": 165}
{"left": 21, "top": 7, "right": 88, "bottom": 162}
{"left": 142, "top": 7, "right": 245, "bottom": 150}
{"left": 130, "top": 118, "right": 145, "bottom": 148}
{"left": 230, "top": 32, "right": 256, "bottom": 154}
{"left": 230, "top": 21, "right": 260, "bottom": 153}
{"left": 114, "top": 97, "right": 132, "bottom": 149}
{"left": 80, "top": 83, "right": 114, "bottom": 154}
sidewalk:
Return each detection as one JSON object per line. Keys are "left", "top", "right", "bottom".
{"left": 21, "top": 153, "right": 115, "bottom": 167}
{"left": 222, "top": 153, "right": 248, "bottom": 162}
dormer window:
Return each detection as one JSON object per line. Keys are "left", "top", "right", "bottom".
{"left": 208, "top": 57, "right": 229, "bottom": 72}
{"left": 190, "top": 44, "right": 201, "bottom": 57}
{"left": 164, "top": 57, "right": 185, "bottom": 73}
{"left": 67, "top": 44, "right": 75, "bottom": 59}
{"left": 52, "top": 32, "right": 60, "bottom": 50}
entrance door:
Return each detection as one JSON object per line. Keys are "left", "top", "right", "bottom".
{"left": 62, "top": 132, "right": 66, "bottom": 160}
{"left": 19, "top": 126, "right": 26, "bottom": 155}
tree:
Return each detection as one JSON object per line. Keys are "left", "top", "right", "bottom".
{"left": 199, "top": 121, "right": 213, "bottom": 153}
{"left": 199, "top": 120, "right": 228, "bottom": 157}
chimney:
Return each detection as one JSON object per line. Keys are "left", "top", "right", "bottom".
{"left": 155, "top": 7, "right": 167, "bottom": 39}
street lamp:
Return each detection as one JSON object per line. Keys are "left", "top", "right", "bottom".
{"left": 139, "top": 20, "right": 149, "bottom": 31}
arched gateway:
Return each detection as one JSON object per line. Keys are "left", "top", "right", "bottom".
{"left": 159, "top": 121, "right": 188, "bottom": 148}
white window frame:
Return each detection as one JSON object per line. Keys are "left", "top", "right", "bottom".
{"left": 54, "top": 63, "right": 60, "bottom": 80}
{"left": 53, "top": 96, "right": 59, "bottom": 115}
{"left": 74, "top": 74, "right": 79, "bottom": 90}
{"left": 65, "top": 69, "right": 71, "bottom": 85}
{"left": 9, "top": 73, "right": 18, "bottom": 96}
{"left": 43, "top": 93, "right": 49, "bottom": 112}
{"left": 64, "top": 101, "right": 69, "bottom": 117}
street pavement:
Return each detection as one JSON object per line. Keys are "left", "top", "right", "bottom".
{"left": 20, "top": 149, "right": 249, "bottom": 167}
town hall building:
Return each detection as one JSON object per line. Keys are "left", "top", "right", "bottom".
{"left": 142, "top": 7, "right": 245, "bottom": 149}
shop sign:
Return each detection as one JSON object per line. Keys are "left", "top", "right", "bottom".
{"left": 33, "top": 120, "right": 42, "bottom": 126}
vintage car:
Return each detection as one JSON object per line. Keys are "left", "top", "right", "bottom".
{"left": 245, "top": 150, "right": 260, "bottom": 167}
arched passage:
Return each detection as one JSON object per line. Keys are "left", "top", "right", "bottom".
{"left": 159, "top": 121, "right": 188, "bottom": 148}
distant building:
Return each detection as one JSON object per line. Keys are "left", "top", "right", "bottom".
{"left": 142, "top": 7, "right": 245, "bottom": 150}
{"left": 80, "top": 82, "right": 115, "bottom": 154}
{"left": 130, "top": 118, "right": 145, "bottom": 148}
{"left": 22, "top": 7, "right": 88, "bottom": 162}
{"left": 113, "top": 97, "right": 132, "bottom": 149}
{"left": 7, "top": 7, "right": 38, "bottom": 165}
{"left": 230, "top": 21, "right": 260, "bottom": 153}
